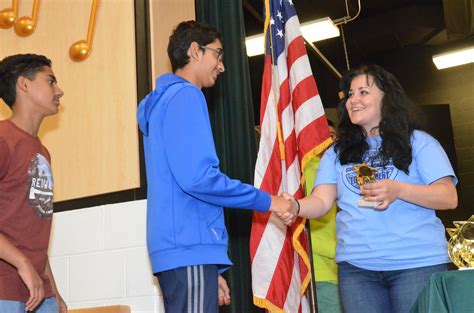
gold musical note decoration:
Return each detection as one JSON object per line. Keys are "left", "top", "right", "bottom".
{"left": 69, "top": 0, "right": 100, "bottom": 62}
{"left": 13, "top": 0, "right": 39, "bottom": 36}
{"left": 0, "top": 0, "right": 18, "bottom": 29}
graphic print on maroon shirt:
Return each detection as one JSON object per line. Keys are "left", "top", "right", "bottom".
{"left": 27, "top": 153, "right": 54, "bottom": 217}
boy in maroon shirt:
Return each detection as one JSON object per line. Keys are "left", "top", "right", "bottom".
{"left": 0, "top": 54, "right": 67, "bottom": 312}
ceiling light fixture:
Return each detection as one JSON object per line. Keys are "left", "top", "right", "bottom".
{"left": 301, "top": 17, "right": 340, "bottom": 42}
{"left": 432, "top": 46, "right": 474, "bottom": 70}
{"left": 245, "top": 17, "right": 340, "bottom": 57}
{"left": 246, "top": 34, "right": 265, "bottom": 57}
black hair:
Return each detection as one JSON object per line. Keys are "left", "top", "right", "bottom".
{"left": 335, "top": 64, "right": 425, "bottom": 174}
{"left": 0, "top": 54, "right": 52, "bottom": 108}
{"left": 167, "top": 20, "right": 223, "bottom": 72}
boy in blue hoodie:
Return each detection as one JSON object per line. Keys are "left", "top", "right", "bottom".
{"left": 137, "top": 21, "right": 296, "bottom": 313}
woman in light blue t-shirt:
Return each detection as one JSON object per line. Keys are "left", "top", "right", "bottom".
{"left": 288, "top": 65, "right": 457, "bottom": 313}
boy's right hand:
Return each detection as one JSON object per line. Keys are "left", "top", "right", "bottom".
{"left": 218, "top": 275, "right": 231, "bottom": 306}
{"left": 18, "top": 259, "right": 44, "bottom": 311}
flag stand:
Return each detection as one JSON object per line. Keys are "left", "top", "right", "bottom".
{"left": 305, "top": 220, "right": 319, "bottom": 313}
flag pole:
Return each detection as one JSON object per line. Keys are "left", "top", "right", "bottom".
{"left": 305, "top": 220, "right": 319, "bottom": 313}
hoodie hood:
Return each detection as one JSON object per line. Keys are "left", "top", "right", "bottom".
{"left": 137, "top": 73, "right": 191, "bottom": 136}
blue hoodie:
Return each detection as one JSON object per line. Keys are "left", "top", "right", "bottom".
{"left": 137, "top": 73, "right": 271, "bottom": 273}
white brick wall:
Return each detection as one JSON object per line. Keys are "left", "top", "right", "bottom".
{"left": 48, "top": 200, "right": 164, "bottom": 313}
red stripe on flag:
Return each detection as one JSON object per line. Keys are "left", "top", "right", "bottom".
{"left": 260, "top": 137, "right": 283, "bottom": 193}
{"left": 284, "top": 130, "right": 297, "bottom": 170}
{"left": 292, "top": 76, "right": 319, "bottom": 110}
{"left": 265, "top": 229, "right": 295, "bottom": 307}
{"left": 278, "top": 79, "right": 291, "bottom": 116}
{"left": 249, "top": 211, "right": 271, "bottom": 261}
{"left": 286, "top": 36, "right": 307, "bottom": 68}
{"left": 297, "top": 117, "right": 330, "bottom": 158}
{"left": 259, "top": 56, "right": 273, "bottom": 124}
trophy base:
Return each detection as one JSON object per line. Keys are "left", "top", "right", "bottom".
{"left": 358, "top": 199, "right": 382, "bottom": 208}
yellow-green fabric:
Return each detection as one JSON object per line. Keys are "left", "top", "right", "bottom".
{"left": 304, "top": 157, "right": 338, "bottom": 283}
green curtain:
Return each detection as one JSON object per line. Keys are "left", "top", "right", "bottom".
{"left": 195, "top": 1, "right": 264, "bottom": 312}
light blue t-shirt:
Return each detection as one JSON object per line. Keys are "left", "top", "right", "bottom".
{"left": 315, "top": 130, "right": 456, "bottom": 271}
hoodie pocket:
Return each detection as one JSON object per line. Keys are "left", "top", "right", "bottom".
{"left": 199, "top": 204, "right": 227, "bottom": 245}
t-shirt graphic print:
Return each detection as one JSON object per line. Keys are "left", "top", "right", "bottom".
{"left": 342, "top": 148, "right": 399, "bottom": 196}
{"left": 27, "top": 153, "right": 54, "bottom": 217}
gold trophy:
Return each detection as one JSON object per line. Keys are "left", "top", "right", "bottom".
{"left": 446, "top": 215, "right": 474, "bottom": 269}
{"left": 353, "top": 163, "right": 382, "bottom": 208}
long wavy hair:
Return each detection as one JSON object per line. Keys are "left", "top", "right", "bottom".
{"left": 334, "top": 65, "right": 425, "bottom": 173}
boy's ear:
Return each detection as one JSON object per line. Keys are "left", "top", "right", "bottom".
{"left": 187, "top": 41, "right": 201, "bottom": 61}
{"left": 16, "top": 76, "right": 29, "bottom": 93}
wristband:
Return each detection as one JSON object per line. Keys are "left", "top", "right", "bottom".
{"left": 295, "top": 199, "right": 301, "bottom": 215}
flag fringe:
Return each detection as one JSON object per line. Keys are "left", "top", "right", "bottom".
{"left": 301, "top": 137, "right": 333, "bottom": 172}
{"left": 253, "top": 296, "right": 286, "bottom": 313}
{"left": 292, "top": 217, "right": 311, "bottom": 296}
{"left": 295, "top": 137, "right": 333, "bottom": 295}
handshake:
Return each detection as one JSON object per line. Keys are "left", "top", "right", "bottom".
{"left": 269, "top": 192, "right": 299, "bottom": 226}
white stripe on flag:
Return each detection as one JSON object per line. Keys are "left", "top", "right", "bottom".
{"left": 254, "top": 86, "right": 278, "bottom": 188}
{"left": 283, "top": 251, "right": 303, "bottom": 313}
{"left": 289, "top": 56, "right": 312, "bottom": 90}
{"left": 286, "top": 159, "right": 301, "bottom": 195}
{"left": 281, "top": 103, "right": 295, "bottom": 141}
{"left": 284, "top": 16, "right": 302, "bottom": 47}
{"left": 290, "top": 54, "right": 313, "bottom": 90}
{"left": 277, "top": 54, "right": 289, "bottom": 84}
{"left": 295, "top": 94, "right": 325, "bottom": 135}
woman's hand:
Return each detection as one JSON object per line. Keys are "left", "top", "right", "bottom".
{"left": 362, "top": 176, "right": 457, "bottom": 211}
{"left": 361, "top": 179, "right": 400, "bottom": 210}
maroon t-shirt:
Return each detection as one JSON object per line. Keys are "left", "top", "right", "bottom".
{"left": 0, "top": 119, "right": 54, "bottom": 301}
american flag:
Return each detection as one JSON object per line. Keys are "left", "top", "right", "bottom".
{"left": 250, "top": 0, "right": 332, "bottom": 312}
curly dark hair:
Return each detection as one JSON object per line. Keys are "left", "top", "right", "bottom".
{"left": 0, "top": 54, "right": 52, "bottom": 108}
{"left": 334, "top": 64, "right": 425, "bottom": 174}
{"left": 167, "top": 20, "right": 223, "bottom": 73}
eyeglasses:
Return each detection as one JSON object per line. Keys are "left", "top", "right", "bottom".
{"left": 200, "top": 46, "right": 224, "bottom": 63}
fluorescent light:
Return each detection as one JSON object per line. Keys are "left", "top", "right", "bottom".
{"left": 300, "top": 17, "right": 340, "bottom": 43}
{"left": 432, "top": 46, "right": 474, "bottom": 70}
{"left": 245, "top": 17, "right": 340, "bottom": 57}
{"left": 246, "top": 34, "right": 265, "bottom": 57}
